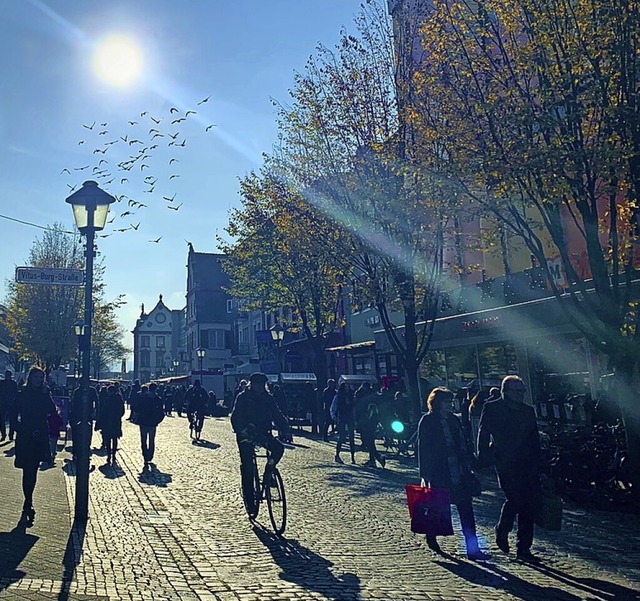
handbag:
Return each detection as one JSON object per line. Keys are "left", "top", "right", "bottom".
{"left": 405, "top": 484, "right": 454, "bottom": 536}
{"left": 535, "top": 489, "right": 563, "bottom": 531}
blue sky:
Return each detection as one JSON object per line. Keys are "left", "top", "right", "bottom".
{"left": 0, "top": 0, "right": 362, "bottom": 354}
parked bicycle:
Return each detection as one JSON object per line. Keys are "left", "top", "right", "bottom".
{"left": 241, "top": 444, "right": 287, "bottom": 535}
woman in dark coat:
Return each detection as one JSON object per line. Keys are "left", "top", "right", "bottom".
{"left": 417, "top": 387, "right": 489, "bottom": 560}
{"left": 15, "top": 366, "right": 56, "bottom": 522}
{"left": 98, "top": 385, "right": 125, "bottom": 464}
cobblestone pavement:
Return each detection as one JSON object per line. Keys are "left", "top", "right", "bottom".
{"left": 0, "top": 414, "right": 639, "bottom": 600}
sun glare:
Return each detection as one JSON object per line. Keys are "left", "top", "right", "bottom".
{"left": 93, "top": 35, "right": 143, "bottom": 87}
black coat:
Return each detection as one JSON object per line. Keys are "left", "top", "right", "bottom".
{"left": 136, "top": 392, "right": 164, "bottom": 427}
{"left": 417, "top": 411, "right": 475, "bottom": 504}
{"left": 231, "top": 387, "right": 288, "bottom": 438}
{"left": 99, "top": 393, "right": 125, "bottom": 438}
{"left": 15, "top": 385, "right": 56, "bottom": 468}
{"left": 477, "top": 398, "right": 541, "bottom": 478}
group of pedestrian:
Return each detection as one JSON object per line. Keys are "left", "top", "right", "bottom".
{"left": 417, "top": 375, "right": 541, "bottom": 563}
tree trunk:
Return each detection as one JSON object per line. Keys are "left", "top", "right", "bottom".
{"left": 403, "top": 356, "right": 422, "bottom": 424}
{"left": 312, "top": 341, "right": 329, "bottom": 435}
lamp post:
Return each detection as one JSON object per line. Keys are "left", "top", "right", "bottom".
{"left": 270, "top": 322, "right": 285, "bottom": 374}
{"left": 66, "top": 180, "right": 115, "bottom": 522}
{"left": 196, "top": 347, "right": 206, "bottom": 379}
{"left": 173, "top": 358, "right": 180, "bottom": 376}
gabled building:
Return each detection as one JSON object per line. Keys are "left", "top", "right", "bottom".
{"left": 132, "top": 295, "right": 184, "bottom": 384}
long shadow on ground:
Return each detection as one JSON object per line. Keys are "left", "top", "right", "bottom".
{"left": 0, "top": 517, "right": 38, "bottom": 591}
{"left": 254, "top": 526, "right": 360, "bottom": 601}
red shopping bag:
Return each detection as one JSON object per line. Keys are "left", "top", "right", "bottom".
{"left": 405, "top": 484, "right": 454, "bottom": 536}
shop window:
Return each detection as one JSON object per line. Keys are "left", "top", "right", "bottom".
{"left": 445, "top": 346, "right": 478, "bottom": 391}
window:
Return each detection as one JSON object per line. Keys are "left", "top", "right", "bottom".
{"left": 201, "top": 329, "right": 226, "bottom": 349}
{"left": 140, "top": 350, "right": 150, "bottom": 368}
{"left": 227, "top": 299, "right": 234, "bottom": 313}
{"left": 156, "top": 336, "right": 165, "bottom": 348}
{"left": 141, "top": 336, "right": 150, "bottom": 348}
{"left": 155, "top": 351, "right": 165, "bottom": 368}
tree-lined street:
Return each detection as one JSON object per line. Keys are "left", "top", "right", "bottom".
{"left": 1, "top": 416, "right": 638, "bottom": 600}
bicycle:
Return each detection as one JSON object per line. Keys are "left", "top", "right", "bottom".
{"left": 241, "top": 445, "right": 287, "bottom": 535}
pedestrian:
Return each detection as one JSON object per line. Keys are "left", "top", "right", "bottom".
{"left": 127, "top": 379, "right": 141, "bottom": 419}
{"left": 163, "top": 385, "right": 174, "bottom": 416}
{"left": 321, "top": 379, "right": 337, "bottom": 441}
{"left": 69, "top": 378, "right": 98, "bottom": 461}
{"left": 331, "top": 382, "right": 356, "bottom": 464}
{"left": 136, "top": 383, "right": 164, "bottom": 469}
{"left": 360, "top": 403, "right": 386, "bottom": 468}
{"left": 469, "top": 387, "right": 497, "bottom": 453}
{"left": 14, "top": 366, "right": 56, "bottom": 523}
{"left": 354, "top": 381, "right": 376, "bottom": 440}
{"left": 99, "top": 385, "right": 125, "bottom": 464}
{"left": 417, "top": 387, "right": 490, "bottom": 560}
{"left": 477, "top": 375, "right": 542, "bottom": 562}
{"left": 185, "top": 380, "right": 208, "bottom": 440}
{"left": 0, "top": 369, "right": 18, "bottom": 441}
{"left": 174, "top": 385, "right": 185, "bottom": 417}
{"left": 46, "top": 404, "right": 64, "bottom": 467}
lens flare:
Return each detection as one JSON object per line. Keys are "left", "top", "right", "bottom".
{"left": 93, "top": 35, "right": 143, "bottom": 87}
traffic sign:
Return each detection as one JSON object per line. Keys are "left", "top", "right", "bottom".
{"left": 15, "top": 267, "right": 84, "bottom": 286}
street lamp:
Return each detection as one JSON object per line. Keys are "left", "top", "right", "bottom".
{"left": 173, "top": 358, "right": 180, "bottom": 376}
{"left": 74, "top": 321, "right": 85, "bottom": 380}
{"left": 196, "top": 347, "right": 206, "bottom": 378}
{"left": 270, "top": 322, "right": 285, "bottom": 373}
{"left": 66, "top": 180, "right": 115, "bottom": 522}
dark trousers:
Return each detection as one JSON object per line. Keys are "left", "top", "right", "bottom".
{"left": 361, "top": 432, "right": 382, "bottom": 464}
{"left": 105, "top": 436, "right": 119, "bottom": 460}
{"left": 497, "top": 473, "right": 537, "bottom": 553}
{"left": 336, "top": 420, "right": 355, "bottom": 457}
{"left": 456, "top": 496, "right": 480, "bottom": 552}
{"left": 322, "top": 408, "right": 334, "bottom": 439}
{"left": 0, "top": 407, "right": 6, "bottom": 438}
{"left": 21, "top": 464, "right": 39, "bottom": 509}
{"left": 139, "top": 425, "right": 157, "bottom": 463}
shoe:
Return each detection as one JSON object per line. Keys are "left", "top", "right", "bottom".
{"left": 363, "top": 460, "right": 374, "bottom": 467}
{"left": 351, "top": 457, "right": 357, "bottom": 464}
{"left": 426, "top": 536, "right": 442, "bottom": 554}
{"left": 467, "top": 550, "right": 491, "bottom": 561}
{"left": 495, "top": 526, "right": 510, "bottom": 554}
{"left": 379, "top": 455, "right": 386, "bottom": 468}
{"left": 334, "top": 455, "right": 344, "bottom": 464}
{"left": 516, "top": 550, "right": 541, "bottom": 563}
{"left": 22, "top": 506, "right": 35, "bottom": 521}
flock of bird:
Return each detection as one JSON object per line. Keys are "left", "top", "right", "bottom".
{"left": 61, "top": 95, "right": 216, "bottom": 243}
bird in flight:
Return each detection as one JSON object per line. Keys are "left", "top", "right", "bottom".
{"left": 150, "top": 236, "right": 162, "bottom": 243}
{"left": 163, "top": 193, "right": 176, "bottom": 202}
{"left": 60, "top": 168, "right": 71, "bottom": 175}
{"left": 107, "top": 216, "right": 116, "bottom": 223}
{"left": 83, "top": 121, "right": 95, "bottom": 130}
{"left": 140, "top": 111, "right": 148, "bottom": 117}
{"left": 169, "top": 107, "right": 179, "bottom": 114}
{"left": 168, "top": 132, "right": 180, "bottom": 140}
{"left": 151, "top": 116, "right": 162, "bottom": 124}
{"left": 169, "top": 158, "right": 179, "bottom": 164}
{"left": 99, "top": 130, "right": 108, "bottom": 135}
{"left": 78, "top": 140, "right": 85, "bottom": 145}
{"left": 93, "top": 148, "right": 107, "bottom": 154}
{"left": 169, "top": 174, "right": 180, "bottom": 180}
{"left": 120, "top": 211, "right": 134, "bottom": 217}
{"left": 121, "top": 178, "right": 129, "bottom": 184}
{"left": 141, "top": 164, "right": 149, "bottom": 170}
{"left": 205, "top": 124, "right": 217, "bottom": 132}
{"left": 67, "top": 184, "right": 77, "bottom": 192}
{"left": 171, "top": 118, "right": 186, "bottom": 125}
{"left": 128, "top": 121, "right": 138, "bottom": 126}
{"left": 198, "top": 95, "right": 211, "bottom": 105}
{"left": 167, "top": 202, "right": 183, "bottom": 211}
{"left": 185, "top": 110, "right": 196, "bottom": 117}
{"left": 131, "top": 222, "right": 141, "bottom": 230}
{"left": 74, "top": 165, "right": 89, "bottom": 170}
{"left": 101, "top": 122, "right": 108, "bottom": 127}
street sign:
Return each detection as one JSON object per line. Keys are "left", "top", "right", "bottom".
{"left": 15, "top": 266, "right": 84, "bottom": 286}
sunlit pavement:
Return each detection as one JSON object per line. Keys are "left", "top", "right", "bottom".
{"left": 0, "top": 415, "right": 639, "bottom": 600}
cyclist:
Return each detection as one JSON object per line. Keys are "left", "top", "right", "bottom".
{"left": 231, "top": 372, "right": 290, "bottom": 512}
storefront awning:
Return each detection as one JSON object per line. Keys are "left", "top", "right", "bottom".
{"left": 325, "top": 341, "right": 375, "bottom": 352}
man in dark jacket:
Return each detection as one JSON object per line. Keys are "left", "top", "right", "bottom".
{"left": 477, "top": 375, "right": 541, "bottom": 562}
{"left": 0, "top": 370, "right": 18, "bottom": 441}
{"left": 136, "top": 383, "right": 164, "bottom": 469}
{"left": 231, "top": 372, "right": 289, "bottom": 510}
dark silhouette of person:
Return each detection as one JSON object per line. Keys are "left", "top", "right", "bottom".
{"left": 0, "top": 370, "right": 18, "bottom": 441}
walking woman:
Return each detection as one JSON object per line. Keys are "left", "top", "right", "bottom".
{"left": 14, "top": 366, "right": 56, "bottom": 523}
{"left": 417, "top": 387, "right": 490, "bottom": 560}
{"left": 99, "top": 385, "right": 125, "bottom": 464}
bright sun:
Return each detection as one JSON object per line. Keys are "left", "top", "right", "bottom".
{"left": 93, "top": 35, "right": 143, "bottom": 87}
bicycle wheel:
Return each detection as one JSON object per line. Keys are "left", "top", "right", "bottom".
{"left": 266, "top": 467, "right": 287, "bottom": 535}
{"left": 241, "top": 462, "right": 261, "bottom": 520}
